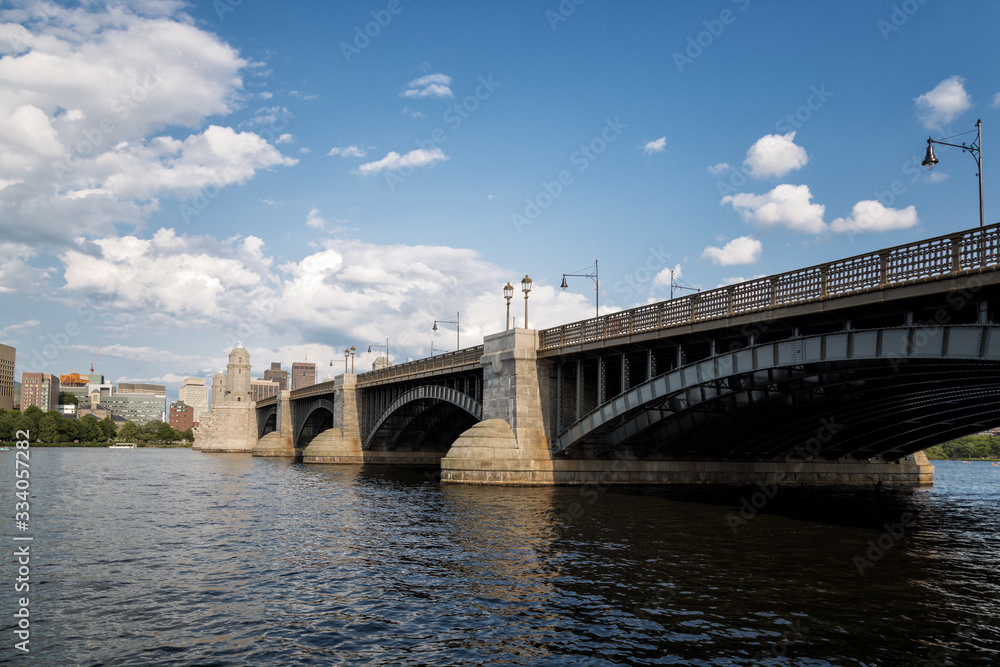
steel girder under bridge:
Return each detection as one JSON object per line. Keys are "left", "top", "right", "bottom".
{"left": 362, "top": 375, "right": 483, "bottom": 451}
{"left": 552, "top": 324, "right": 1000, "bottom": 461}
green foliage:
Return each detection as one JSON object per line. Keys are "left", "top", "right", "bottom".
{"left": 79, "top": 414, "right": 102, "bottom": 442}
{"left": 0, "top": 410, "right": 18, "bottom": 441}
{"left": 59, "top": 391, "right": 78, "bottom": 406}
{"left": 118, "top": 421, "right": 140, "bottom": 442}
{"left": 38, "top": 415, "right": 61, "bottom": 443}
{"left": 22, "top": 405, "right": 43, "bottom": 433}
{"left": 925, "top": 434, "right": 1000, "bottom": 460}
{"left": 98, "top": 417, "right": 117, "bottom": 441}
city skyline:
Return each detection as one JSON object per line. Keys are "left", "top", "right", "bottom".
{"left": 1, "top": 0, "right": 999, "bottom": 399}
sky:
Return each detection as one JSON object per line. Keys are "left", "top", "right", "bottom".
{"left": 1, "top": 0, "right": 999, "bottom": 402}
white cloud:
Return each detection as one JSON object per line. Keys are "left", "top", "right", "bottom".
{"left": 915, "top": 76, "right": 972, "bottom": 131}
{"left": 744, "top": 132, "right": 808, "bottom": 179}
{"left": 830, "top": 201, "right": 918, "bottom": 234}
{"left": 401, "top": 107, "right": 426, "bottom": 119}
{"left": 721, "top": 184, "right": 827, "bottom": 234}
{"left": 400, "top": 73, "right": 453, "bottom": 99}
{"left": 642, "top": 137, "right": 666, "bottom": 154}
{"left": 0, "top": 318, "right": 41, "bottom": 338}
{"left": 355, "top": 147, "right": 449, "bottom": 176}
{"left": 306, "top": 208, "right": 325, "bottom": 229}
{"left": 993, "top": 92, "right": 1000, "bottom": 108}
{"left": 0, "top": 2, "right": 296, "bottom": 247}
{"left": 244, "top": 106, "right": 293, "bottom": 127}
{"left": 276, "top": 133, "right": 294, "bottom": 144}
{"left": 653, "top": 263, "right": 683, "bottom": 288}
{"left": 926, "top": 171, "right": 949, "bottom": 183}
{"left": 707, "top": 162, "right": 731, "bottom": 174}
{"left": 701, "top": 236, "right": 762, "bottom": 266}
{"left": 328, "top": 145, "right": 366, "bottom": 158}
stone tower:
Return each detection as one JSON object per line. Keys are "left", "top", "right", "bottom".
{"left": 225, "top": 341, "right": 252, "bottom": 404}
{"left": 211, "top": 369, "right": 225, "bottom": 407}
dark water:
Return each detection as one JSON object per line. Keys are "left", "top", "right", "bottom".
{"left": 1, "top": 450, "right": 998, "bottom": 665}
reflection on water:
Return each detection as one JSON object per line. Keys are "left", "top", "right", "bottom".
{"left": 1, "top": 451, "right": 998, "bottom": 665}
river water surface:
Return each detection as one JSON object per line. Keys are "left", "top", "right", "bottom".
{"left": 2, "top": 449, "right": 998, "bottom": 665}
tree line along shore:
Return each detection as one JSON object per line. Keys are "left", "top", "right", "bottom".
{"left": 0, "top": 406, "right": 193, "bottom": 446}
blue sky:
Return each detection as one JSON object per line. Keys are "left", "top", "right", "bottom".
{"left": 1, "top": 0, "right": 998, "bottom": 401}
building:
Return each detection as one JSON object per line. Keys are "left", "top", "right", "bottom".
{"left": 0, "top": 343, "right": 14, "bottom": 411}
{"left": 60, "top": 372, "right": 89, "bottom": 387}
{"left": 169, "top": 401, "right": 195, "bottom": 432}
{"left": 263, "top": 362, "right": 289, "bottom": 390}
{"left": 102, "top": 391, "right": 166, "bottom": 425}
{"left": 20, "top": 372, "right": 59, "bottom": 412}
{"left": 291, "top": 362, "right": 316, "bottom": 391}
{"left": 118, "top": 382, "right": 167, "bottom": 395}
{"left": 193, "top": 342, "right": 256, "bottom": 452}
{"left": 13, "top": 381, "right": 20, "bottom": 410}
{"left": 251, "top": 378, "right": 280, "bottom": 402}
{"left": 178, "top": 378, "right": 209, "bottom": 424}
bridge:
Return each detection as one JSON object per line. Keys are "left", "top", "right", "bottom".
{"left": 243, "top": 223, "right": 1000, "bottom": 486}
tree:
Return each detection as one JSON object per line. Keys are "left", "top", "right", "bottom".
{"left": 0, "top": 410, "right": 18, "bottom": 441}
{"left": 156, "top": 421, "right": 179, "bottom": 442}
{"left": 14, "top": 413, "right": 35, "bottom": 441}
{"left": 181, "top": 428, "right": 194, "bottom": 443}
{"left": 79, "top": 414, "right": 101, "bottom": 442}
{"left": 98, "top": 417, "right": 117, "bottom": 442}
{"left": 38, "top": 415, "right": 61, "bottom": 443}
{"left": 59, "top": 391, "right": 78, "bottom": 406}
{"left": 22, "top": 405, "right": 43, "bottom": 434}
{"left": 60, "top": 418, "right": 81, "bottom": 443}
{"left": 118, "top": 421, "right": 140, "bottom": 443}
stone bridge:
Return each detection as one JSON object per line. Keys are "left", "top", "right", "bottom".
{"left": 246, "top": 223, "right": 1000, "bottom": 487}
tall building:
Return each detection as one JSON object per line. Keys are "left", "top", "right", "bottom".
{"left": 103, "top": 392, "right": 166, "bottom": 425}
{"left": 60, "top": 372, "right": 89, "bottom": 387}
{"left": 263, "top": 362, "right": 289, "bottom": 390}
{"left": 291, "top": 362, "right": 316, "bottom": 391}
{"left": 20, "top": 372, "right": 60, "bottom": 412}
{"left": 168, "top": 401, "right": 194, "bottom": 432}
{"left": 119, "top": 382, "right": 167, "bottom": 395}
{"left": 178, "top": 378, "right": 209, "bottom": 424}
{"left": 193, "top": 342, "right": 256, "bottom": 452}
{"left": 251, "top": 378, "right": 279, "bottom": 402}
{"left": 0, "top": 343, "right": 14, "bottom": 410}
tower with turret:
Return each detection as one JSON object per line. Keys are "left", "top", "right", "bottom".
{"left": 193, "top": 341, "right": 257, "bottom": 452}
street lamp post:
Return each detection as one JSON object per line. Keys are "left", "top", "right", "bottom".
{"left": 350, "top": 345, "right": 355, "bottom": 373}
{"left": 432, "top": 311, "right": 460, "bottom": 350}
{"left": 922, "top": 119, "right": 984, "bottom": 227}
{"left": 503, "top": 282, "right": 514, "bottom": 331}
{"left": 669, "top": 269, "right": 699, "bottom": 300}
{"left": 560, "top": 260, "right": 599, "bottom": 317}
{"left": 368, "top": 339, "right": 389, "bottom": 367}
{"left": 343, "top": 349, "right": 349, "bottom": 374}
{"left": 521, "top": 274, "right": 532, "bottom": 328}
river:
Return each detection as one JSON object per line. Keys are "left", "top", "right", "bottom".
{"left": 1, "top": 449, "right": 998, "bottom": 665}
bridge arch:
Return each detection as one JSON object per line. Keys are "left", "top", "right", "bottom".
{"left": 554, "top": 324, "right": 1000, "bottom": 460}
{"left": 294, "top": 399, "right": 337, "bottom": 448}
{"left": 257, "top": 406, "right": 277, "bottom": 439}
{"left": 364, "top": 385, "right": 482, "bottom": 450}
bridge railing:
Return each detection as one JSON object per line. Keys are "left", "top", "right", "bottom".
{"left": 356, "top": 345, "right": 485, "bottom": 387}
{"left": 540, "top": 222, "right": 1000, "bottom": 350}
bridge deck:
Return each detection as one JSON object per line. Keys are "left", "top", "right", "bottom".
{"left": 539, "top": 223, "right": 1000, "bottom": 355}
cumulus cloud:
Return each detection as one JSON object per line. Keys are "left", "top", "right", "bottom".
{"left": 653, "top": 263, "right": 683, "bottom": 288}
{"left": 305, "top": 208, "right": 325, "bottom": 229}
{"left": 701, "top": 236, "right": 762, "bottom": 266}
{"left": 400, "top": 73, "right": 453, "bottom": 99}
{"left": 642, "top": 137, "right": 666, "bottom": 154}
{"left": 707, "top": 162, "right": 731, "bottom": 174}
{"left": 744, "top": 132, "right": 808, "bottom": 179}
{"left": 354, "top": 147, "right": 448, "bottom": 176}
{"left": 721, "top": 184, "right": 826, "bottom": 234}
{"left": 328, "top": 145, "right": 366, "bottom": 158}
{"left": 915, "top": 76, "right": 972, "bottom": 131}
{"left": 830, "top": 201, "right": 918, "bottom": 234}
{"left": 0, "top": 2, "right": 295, "bottom": 247}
